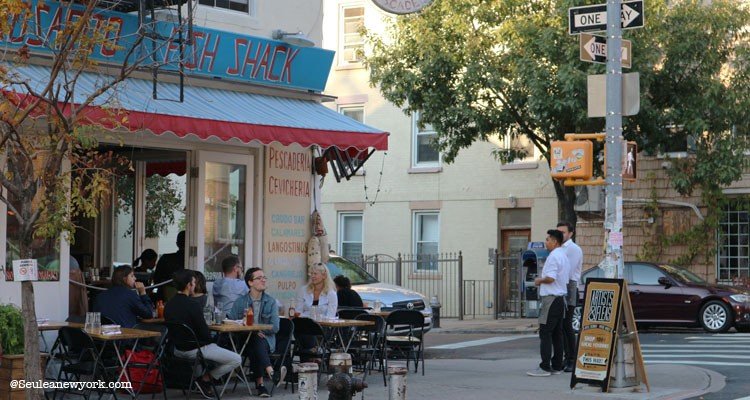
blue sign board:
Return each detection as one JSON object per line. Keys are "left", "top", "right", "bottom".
{"left": 1, "top": 0, "right": 334, "bottom": 93}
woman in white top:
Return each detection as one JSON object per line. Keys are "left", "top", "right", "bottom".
{"left": 296, "top": 262, "right": 338, "bottom": 320}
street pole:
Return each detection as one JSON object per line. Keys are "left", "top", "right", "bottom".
{"left": 605, "top": 0, "right": 630, "bottom": 389}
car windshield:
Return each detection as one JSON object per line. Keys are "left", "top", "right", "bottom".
{"left": 659, "top": 264, "right": 706, "bottom": 284}
{"left": 326, "top": 257, "right": 379, "bottom": 285}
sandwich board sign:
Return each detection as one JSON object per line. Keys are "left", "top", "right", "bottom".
{"left": 580, "top": 34, "right": 632, "bottom": 69}
{"left": 571, "top": 278, "right": 649, "bottom": 392}
{"left": 568, "top": 0, "right": 644, "bottom": 35}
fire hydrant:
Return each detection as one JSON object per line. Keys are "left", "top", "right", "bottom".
{"left": 430, "top": 295, "right": 442, "bottom": 328}
{"left": 327, "top": 352, "right": 367, "bottom": 400}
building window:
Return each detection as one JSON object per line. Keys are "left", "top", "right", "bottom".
{"left": 414, "top": 212, "right": 439, "bottom": 271}
{"left": 199, "top": 0, "right": 254, "bottom": 14}
{"left": 339, "top": 105, "right": 365, "bottom": 123}
{"left": 503, "top": 134, "right": 535, "bottom": 163}
{"left": 340, "top": 6, "right": 365, "bottom": 65}
{"left": 718, "top": 201, "right": 750, "bottom": 282}
{"left": 338, "top": 213, "right": 363, "bottom": 262}
{"left": 412, "top": 112, "right": 440, "bottom": 167}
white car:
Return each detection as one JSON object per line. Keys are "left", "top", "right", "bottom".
{"left": 326, "top": 255, "right": 433, "bottom": 334}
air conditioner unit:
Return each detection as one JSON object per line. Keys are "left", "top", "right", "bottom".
{"left": 574, "top": 186, "right": 605, "bottom": 212}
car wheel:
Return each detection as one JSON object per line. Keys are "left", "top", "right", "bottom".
{"left": 700, "top": 300, "right": 732, "bottom": 333}
{"left": 572, "top": 306, "right": 582, "bottom": 333}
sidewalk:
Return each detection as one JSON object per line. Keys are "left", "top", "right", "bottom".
{"left": 215, "top": 358, "right": 723, "bottom": 400}
{"left": 431, "top": 316, "right": 539, "bottom": 334}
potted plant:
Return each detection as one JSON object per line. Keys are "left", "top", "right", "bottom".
{"left": 0, "top": 303, "right": 25, "bottom": 399}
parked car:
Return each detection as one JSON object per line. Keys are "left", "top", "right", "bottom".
{"left": 573, "top": 262, "right": 750, "bottom": 333}
{"left": 326, "top": 255, "right": 433, "bottom": 333}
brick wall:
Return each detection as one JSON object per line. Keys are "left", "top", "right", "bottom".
{"left": 575, "top": 154, "right": 715, "bottom": 282}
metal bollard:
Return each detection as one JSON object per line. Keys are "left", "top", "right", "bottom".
{"left": 297, "top": 362, "right": 319, "bottom": 400}
{"left": 430, "top": 295, "right": 441, "bottom": 328}
{"left": 388, "top": 365, "right": 408, "bottom": 400}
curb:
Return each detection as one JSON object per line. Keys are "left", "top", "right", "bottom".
{"left": 652, "top": 367, "right": 725, "bottom": 400}
{"left": 432, "top": 328, "right": 538, "bottom": 335}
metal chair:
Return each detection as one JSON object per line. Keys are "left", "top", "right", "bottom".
{"left": 129, "top": 323, "right": 169, "bottom": 399}
{"left": 269, "top": 318, "right": 294, "bottom": 395}
{"left": 292, "top": 317, "right": 330, "bottom": 374}
{"left": 52, "top": 327, "right": 118, "bottom": 400}
{"left": 336, "top": 308, "right": 368, "bottom": 320}
{"left": 163, "top": 322, "right": 221, "bottom": 400}
{"left": 384, "top": 310, "right": 425, "bottom": 376}
{"left": 350, "top": 314, "right": 386, "bottom": 385}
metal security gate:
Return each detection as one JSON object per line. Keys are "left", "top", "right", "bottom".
{"left": 493, "top": 250, "right": 523, "bottom": 319}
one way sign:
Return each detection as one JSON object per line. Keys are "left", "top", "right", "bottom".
{"left": 568, "top": 0, "right": 644, "bottom": 35}
{"left": 580, "top": 34, "right": 632, "bottom": 68}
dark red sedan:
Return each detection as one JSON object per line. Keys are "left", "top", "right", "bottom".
{"left": 573, "top": 262, "right": 750, "bottom": 333}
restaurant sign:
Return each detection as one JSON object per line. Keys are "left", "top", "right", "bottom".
{"left": 371, "top": 0, "right": 433, "bottom": 14}
{"left": 0, "top": 0, "right": 334, "bottom": 93}
{"left": 571, "top": 278, "right": 624, "bottom": 391}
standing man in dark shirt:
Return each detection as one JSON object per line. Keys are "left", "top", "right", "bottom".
{"left": 153, "top": 230, "right": 186, "bottom": 301}
{"left": 165, "top": 270, "right": 241, "bottom": 396}
{"left": 94, "top": 265, "right": 153, "bottom": 328}
{"left": 334, "top": 275, "right": 363, "bottom": 308}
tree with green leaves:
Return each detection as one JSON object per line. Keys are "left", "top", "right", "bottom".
{"left": 366, "top": 0, "right": 750, "bottom": 229}
{"left": 0, "top": 1, "right": 186, "bottom": 397}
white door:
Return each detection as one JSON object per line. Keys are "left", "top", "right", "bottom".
{"left": 195, "top": 152, "right": 254, "bottom": 280}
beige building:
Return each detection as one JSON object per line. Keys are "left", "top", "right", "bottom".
{"left": 318, "top": 0, "right": 559, "bottom": 292}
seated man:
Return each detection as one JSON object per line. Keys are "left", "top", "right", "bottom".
{"left": 165, "top": 270, "right": 241, "bottom": 396}
{"left": 212, "top": 255, "right": 248, "bottom": 316}
{"left": 94, "top": 265, "right": 153, "bottom": 328}
{"left": 229, "top": 268, "right": 282, "bottom": 398}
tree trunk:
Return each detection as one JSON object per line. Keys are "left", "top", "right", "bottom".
{"left": 553, "top": 180, "right": 579, "bottom": 231}
{"left": 22, "top": 281, "right": 43, "bottom": 400}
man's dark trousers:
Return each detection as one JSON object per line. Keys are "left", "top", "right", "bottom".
{"left": 539, "top": 296, "right": 565, "bottom": 372}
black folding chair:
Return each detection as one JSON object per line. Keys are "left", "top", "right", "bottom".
{"left": 129, "top": 323, "right": 168, "bottom": 399}
{"left": 52, "top": 327, "right": 118, "bottom": 400}
{"left": 163, "top": 322, "right": 221, "bottom": 400}
{"left": 292, "top": 317, "right": 330, "bottom": 374}
{"left": 336, "top": 308, "right": 368, "bottom": 320}
{"left": 385, "top": 310, "right": 425, "bottom": 376}
{"left": 269, "top": 318, "right": 294, "bottom": 395}
{"left": 350, "top": 314, "right": 386, "bottom": 385}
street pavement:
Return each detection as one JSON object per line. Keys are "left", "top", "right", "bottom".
{"left": 207, "top": 317, "right": 725, "bottom": 400}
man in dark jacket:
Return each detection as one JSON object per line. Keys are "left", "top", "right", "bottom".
{"left": 334, "top": 275, "right": 363, "bottom": 308}
{"left": 165, "top": 269, "right": 241, "bottom": 395}
{"left": 94, "top": 265, "right": 153, "bottom": 328}
{"left": 153, "top": 230, "right": 186, "bottom": 301}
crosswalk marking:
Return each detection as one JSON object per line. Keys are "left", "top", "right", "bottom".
{"left": 642, "top": 335, "right": 750, "bottom": 368}
{"left": 427, "top": 334, "right": 536, "bottom": 350}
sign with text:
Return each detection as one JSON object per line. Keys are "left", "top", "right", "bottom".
{"left": 371, "top": 0, "right": 432, "bottom": 14}
{"left": 568, "top": 0, "right": 644, "bottom": 35}
{"left": 263, "top": 143, "right": 312, "bottom": 306}
{"left": 12, "top": 259, "right": 39, "bottom": 282}
{"left": 580, "top": 34, "right": 632, "bottom": 69}
{"left": 571, "top": 278, "right": 624, "bottom": 391}
{"left": 550, "top": 140, "right": 594, "bottom": 180}
{"left": 0, "top": 0, "right": 334, "bottom": 92}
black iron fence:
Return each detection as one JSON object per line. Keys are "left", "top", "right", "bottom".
{"left": 358, "top": 251, "right": 524, "bottom": 320}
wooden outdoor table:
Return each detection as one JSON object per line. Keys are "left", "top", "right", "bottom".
{"left": 368, "top": 310, "right": 391, "bottom": 318}
{"left": 208, "top": 323, "right": 273, "bottom": 396}
{"left": 86, "top": 327, "right": 161, "bottom": 341}
{"left": 140, "top": 317, "right": 165, "bottom": 324}
{"left": 318, "top": 319, "right": 374, "bottom": 352}
{"left": 37, "top": 321, "right": 81, "bottom": 332}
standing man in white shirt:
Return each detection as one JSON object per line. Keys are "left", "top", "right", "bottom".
{"left": 558, "top": 221, "right": 583, "bottom": 372}
{"left": 527, "top": 229, "right": 571, "bottom": 377}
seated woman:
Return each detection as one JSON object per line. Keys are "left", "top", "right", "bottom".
{"left": 94, "top": 265, "right": 154, "bottom": 328}
{"left": 296, "top": 263, "right": 338, "bottom": 319}
{"left": 334, "top": 275, "right": 363, "bottom": 309}
{"left": 133, "top": 249, "right": 158, "bottom": 273}
{"left": 192, "top": 270, "right": 209, "bottom": 309}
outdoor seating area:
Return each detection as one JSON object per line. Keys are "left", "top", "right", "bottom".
{"left": 32, "top": 301, "right": 430, "bottom": 400}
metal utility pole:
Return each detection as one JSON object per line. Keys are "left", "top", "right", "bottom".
{"left": 605, "top": 0, "right": 630, "bottom": 389}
